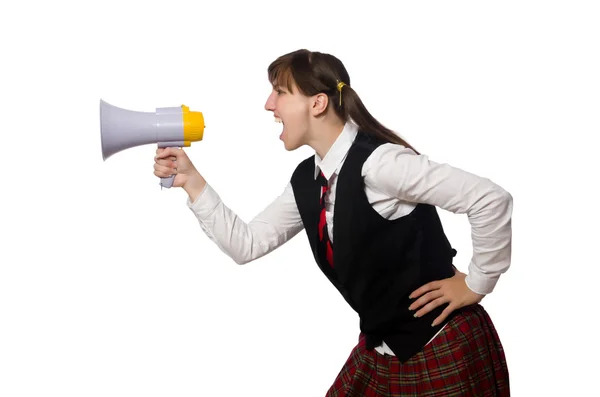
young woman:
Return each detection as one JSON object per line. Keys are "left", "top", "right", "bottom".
{"left": 154, "top": 49, "right": 512, "bottom": 396}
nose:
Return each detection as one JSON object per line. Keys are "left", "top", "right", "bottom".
{"left": 264, "top": 90, "right": 276, "bottom": 112}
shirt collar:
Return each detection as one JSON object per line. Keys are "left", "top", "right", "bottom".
{"left": 314, "top": 122, "right": 358, "bottom": 180}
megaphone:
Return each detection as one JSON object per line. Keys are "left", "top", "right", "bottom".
{"left": 99, "top": 99, "right": 205, "bottom": 188}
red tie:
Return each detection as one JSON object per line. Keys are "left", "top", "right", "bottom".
{"left": 317, "top": 171, "right": 334, "bottom": 267}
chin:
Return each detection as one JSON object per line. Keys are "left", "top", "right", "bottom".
{"left": 284, "top": 141, "right": 302, "bottom": 151}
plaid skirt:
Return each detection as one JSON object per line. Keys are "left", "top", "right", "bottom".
{"left": 325, "top": 304, "right": 509, "bottom": 397}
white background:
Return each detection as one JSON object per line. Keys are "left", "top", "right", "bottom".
{"left": 1, "top": 0, "right": 599, "bottom": 396}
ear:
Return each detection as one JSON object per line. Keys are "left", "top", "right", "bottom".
{"left": 310, "top": 93, "right": 329, "bottom": 116}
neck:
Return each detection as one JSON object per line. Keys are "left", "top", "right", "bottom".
{"left": 307, "top": 117, "right": 346, "bottom": 159}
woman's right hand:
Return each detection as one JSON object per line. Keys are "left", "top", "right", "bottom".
{"left": 154, "top": 147, "right": 206, "bottom": 199}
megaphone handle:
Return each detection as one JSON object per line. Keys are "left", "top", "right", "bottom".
{"left": 157, "top": 143, "right": 179, "bottom": 189}
{"left": 160, "top": 175, "right": 175, "bottom": 188}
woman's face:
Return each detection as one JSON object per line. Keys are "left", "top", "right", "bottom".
{"left": 264, "top": 82, "right": 312, "bottom": 151}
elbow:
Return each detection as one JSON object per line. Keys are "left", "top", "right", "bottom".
{"left": 490, "top": 188, "right": 513, "bottom": 223}
{"left": 232, "top": 255, "right": 253, "bottom": 265}
{"left": 480, "top": 186, "right": 512, "bottom": 221}
{"left": 501, "top": 189, "right": 513, "bottom": 213}
{"left": 489, "top": 183, "right": 512, "bottom": 214}
{"left": 503, "top": 188, "right": 513, "bottom": 202}
{"left": 233, "top": 257, "right": 248, "bottom": 265}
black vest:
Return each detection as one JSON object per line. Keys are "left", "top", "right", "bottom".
{"left": 290, "top": 131, "right": 458, "bottom": 363}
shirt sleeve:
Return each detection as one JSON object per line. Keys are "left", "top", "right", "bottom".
{"left": 186, "top": 181, "right": 305, "bottom": 265}
{"left": 362, "top": 144, "right": 513, "bottom": 295}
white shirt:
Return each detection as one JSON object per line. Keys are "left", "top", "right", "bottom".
{"left": 187, "top": 122, "right": 513, "bottom": 355}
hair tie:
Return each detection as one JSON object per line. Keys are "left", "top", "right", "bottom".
{"left": 336, "top": 80, "right": 347, "bottom": 106}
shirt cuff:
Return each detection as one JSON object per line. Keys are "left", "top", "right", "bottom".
{"left": 465, "top": 263, "right": 500, "bottom": 296}
{"left": 186, "top": 183, "right": 221, "bottom": 220}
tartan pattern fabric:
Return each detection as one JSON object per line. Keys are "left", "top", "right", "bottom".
{"left": 317, "top": 171, "right": 334, "bottom": 267}
{"left": 325, "top": 304, "right": 510, "bottom": 397}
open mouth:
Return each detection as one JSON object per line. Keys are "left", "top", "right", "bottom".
{"left": 275, "top": 115, "right": 284, "bottom": 141}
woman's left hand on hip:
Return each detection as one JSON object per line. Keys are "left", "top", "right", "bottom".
{"left": 408, "top": 268, "right": 485, "bottom": 326}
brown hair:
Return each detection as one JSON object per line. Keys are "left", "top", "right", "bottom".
{"left": 267, "top": 49, "right": 419, "bottom": 154}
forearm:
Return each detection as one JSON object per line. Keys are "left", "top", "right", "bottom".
{"left": 183, "top": 172, "right": 207, "bottom": 203}
{"left": 463, "top": 186, "right": 513, "bottom": 295}
{"left": 187, "top": 182, "right": 304, "bottom": 265}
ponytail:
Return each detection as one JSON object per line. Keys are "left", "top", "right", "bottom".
{"left": 336, "top": 83, "right": 420, "bottom": 154}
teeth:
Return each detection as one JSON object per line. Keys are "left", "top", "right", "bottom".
{"left": 274, "top": 116, "right": 282, "bottom": 123}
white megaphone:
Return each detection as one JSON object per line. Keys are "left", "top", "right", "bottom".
{"left": 99, "top": 99, "right": 205, "bottom": 188}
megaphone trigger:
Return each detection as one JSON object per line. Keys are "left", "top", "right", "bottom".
{"left": 99, "top": 99, "right": 205, "bottom": 189}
